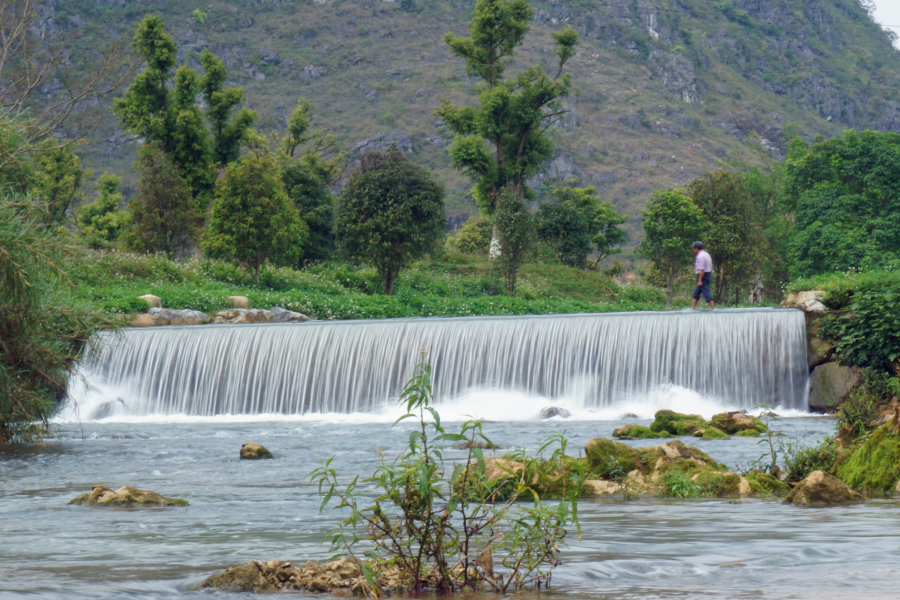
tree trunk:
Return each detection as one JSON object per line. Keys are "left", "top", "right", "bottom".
{"left": 382, "top": 268, "right": 396, "bottom": 295}
{"left": 488, "top": 225, "right": 501, "bottom": 260}
{"left": 666, "top": 274, "right": 674, "bottom": 308}
{"left": 254, "top": 264, "right": 261, "bottom": 285}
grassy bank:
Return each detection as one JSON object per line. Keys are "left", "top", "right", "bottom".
{"left": 68, "top": 250, "right": 680, "bottom": 321}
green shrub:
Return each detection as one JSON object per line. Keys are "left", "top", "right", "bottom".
{"left": 659, "top": 471, "right": 701, "bottom": 498}
{"left": 836, "top": 426, "right": 900, "bottom": 493}
{"left": 782, "top": 437, "right": 839, "bottom": 482}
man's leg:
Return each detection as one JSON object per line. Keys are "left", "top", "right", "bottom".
{"left": 691, "top": 283, "right": 701, "bottom": 310}
{"left": 702, "top": 274, "right": 714, "bottom": 309}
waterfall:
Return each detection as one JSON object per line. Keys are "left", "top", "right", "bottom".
{"left": 72, "top": 309, "right": 810, "bottom": 417}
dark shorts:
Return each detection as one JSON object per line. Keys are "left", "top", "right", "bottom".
{"left": 693, "top": 272, "right": 713, "bottom": 302}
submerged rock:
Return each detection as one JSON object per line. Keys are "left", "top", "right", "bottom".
{"left": 582, "top": 479, "right": 622, "bottom": 496}
{"left": 70, "top": 485, "right": 188, "bottom": 507}
{"left": 612, "top": 424, "right": 671, "bottom": 439}
{"left": 710, "top": 411, "right": 766, "bottom": 435}
{"left": 539, "top": 406, "right": 571, "bottom": 419}
{"left": 240, "top": 442, "right": 274, "bottom": 460}
{"left": 783, "top": 471, "right": 865, "bottom": 507}
{"left": 200, "top": 557, "right": 369, "bottom": 593}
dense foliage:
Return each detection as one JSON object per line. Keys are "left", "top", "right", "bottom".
{"left": 537, "top": 187, "right": 626, "bottom": 269}
{"left": 0, "top": 196, "right": 110, "bottom": 444}
{"left": 786, "top": 130, "right": 900, "bottom": 277}
{"left": 336, "top": 147, "right": 445, "bottom": 295}
{"left": 638, "top": 189, "right": 705, "bottom": 307}
{"left": 493, "top": 188, "right": 536, "bottom": 294}
{"left": 203, "top": 153, "right": 308, "bottom": 284}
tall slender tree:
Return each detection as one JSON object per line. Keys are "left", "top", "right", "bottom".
{"left": 436, "top": 0, "right": 579, "bottom": 212}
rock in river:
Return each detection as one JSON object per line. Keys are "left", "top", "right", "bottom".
{"left": 539, "top": 406, "right": 571, "bottom": 419}
{"left": 240, "top": 442, "right": 274, "bottom": 460}
{"left": 783, "top": 471, "right": 865, "bottom": 507}
{"left": 70, "top": 485, "right": 188, "bottom": 507}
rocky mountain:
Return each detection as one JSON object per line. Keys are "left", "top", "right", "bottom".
{"left": 34, "top": 0, "right": 900, "bottom": 243}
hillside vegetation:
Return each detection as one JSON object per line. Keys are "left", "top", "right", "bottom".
{"left": 41, "top": 0, "right": 900, "bottom": 242}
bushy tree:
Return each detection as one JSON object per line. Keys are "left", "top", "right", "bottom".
{"left": 203, "top": 153, "right": 308, "bottom": 284}
{"left": 0, "top": 194, "right": 110, "bottom": 444}
{"left": 446, "top": 214, "right": 493, "bottom": 255}
{"left": 115, "top": 16, "right": 255, "bottom": 206}
{"left": 436, "top": 0, "right": 579, "bottom": 212}
{"left": 537, "top": 186, "right": 626, "bottom": 268}
{"left": 785, "top": 129, "right": 900, "bottom": 277}
{"left": 32, "top": 144, "right": 88, "bottom": 225}
{"left": 128, "top": 145, "right": 201, "bottom": 257}
{"left": 77, "top": 172, "right": 130, "bottom": 247}
{"left": 494, "top": 187, "right": 536, "bottom": 294}
{"left": 336, "top": 147, "right": 445, "bottom": 295}
{"left": 638, "top": 189, "right": 706, "bottom": 307}
{"left": 688, "top": 171, "right": 763, "bottom": 305}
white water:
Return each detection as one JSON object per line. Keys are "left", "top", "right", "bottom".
{"left": 65, "top": 309, "right": 809, "bottom": 421}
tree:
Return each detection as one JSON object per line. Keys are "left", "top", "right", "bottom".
{"left": 32, "top": 143, "right": 88, "bottom": 225}
{"left": 494, "top": 187, "right": 536, "bottom": 294}
{"left": 203, "top": 153, "right": 308, "bottom": 284}
{"left": 115, "top": 16, "right": 255, "bottom": 206}
{"left": 336, "top": 147, "right": 445, "bottom": 295}
{"left": 0, "top": 193, "right": 110, "bottom": 444}
{"left": 638, "top": 189, "right": 706, "bottom": 307}
{"left": 785, "top": 129, "right": 900, "bottom": 277}
{"left": 436, "top": 0, "right": 579, "bottom": 213}
{"left": 128, "top": 145, "right": 201, "bottom": 257}
{"left": 446, "top": 214, "right": 493, "bottom": 255}
{"left": 77, "top": 172, "right": 130, "bottom": 247}
{"left": 687, "top": 171, "right": 763, "bottom": 305}
{"left": 537, "top": 186, "right": 626, "bottom": 268}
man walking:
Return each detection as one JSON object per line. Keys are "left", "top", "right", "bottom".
{"left": 691, "top": 241, "right": 716, "bottom": 310}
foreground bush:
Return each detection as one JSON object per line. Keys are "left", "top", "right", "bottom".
{"left": 0, "top": 196, "right": 111, "bottom": 444}
{"left": 311, "top": 354, "right": 581, "bottom": 594}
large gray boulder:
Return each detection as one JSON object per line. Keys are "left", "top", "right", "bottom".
{"left": 270, "top": 306, "right": 313, "bottom": 323}
{"left": 214, "top": 309, "right": 273, "bottom": 324}
{"left": 131, "top": 308, "right": 210, "bottom": 327}
{"left": 809, "top": 362, "right": 862, "bottom": 412}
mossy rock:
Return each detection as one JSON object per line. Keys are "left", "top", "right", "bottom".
{"left": 745, "top": 472, "right": 791, "bottom": 497}
{"left": 735, "top": 429, "right": 761, "bottom": 437}
{"left": 694, "top": 471, "right": 743, "bottom": 497}
{"left": 585, "top": 438, "right": 640, "bottom": 477}
{"left": 700, "top": 427, "right": 730, "bottom": 440}
{"left": 710, "top": 412, "right": 767, "bottom": 435}
{"left": 612, "top": 424, "right": 673, "bottom": 439}
{"left": 836, "top": 425, "right": 900, "bottom": 493}
{"left": 650, "top": 410, "right": 708, "bottom": 436}
{"left": 240, "top": 442, "right": 274, "bottom": 460}
{"left": 70, "top": 485, "right": 188, "bottom": 507}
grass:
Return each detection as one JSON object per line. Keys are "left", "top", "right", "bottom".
{"left": 67, "top": 249, "right": 682, "bottom": 321}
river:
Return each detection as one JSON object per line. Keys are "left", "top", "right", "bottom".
{"left": 3, "top": 415, "right": 898, "bottom": 600}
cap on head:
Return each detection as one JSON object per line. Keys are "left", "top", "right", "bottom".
{"left": 692, "top": 241, "right": 704, "bottom": 250}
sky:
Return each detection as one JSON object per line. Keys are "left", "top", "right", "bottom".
{"left": 871, "top": 0, "right": 900, "bottom": 48}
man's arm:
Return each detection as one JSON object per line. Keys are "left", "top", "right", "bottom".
{"left": 697, "top": 269, "right": 705, "bottom": 286}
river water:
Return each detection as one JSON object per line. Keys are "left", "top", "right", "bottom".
{"left": 3, "top": 414, "right": 899, "bottom": 600}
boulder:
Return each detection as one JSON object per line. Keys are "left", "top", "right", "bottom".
{"left": 201, "top": 557, "right": 368, "bottom": 593}
{"left": 650, "top": 409, "right": 707, "bottom": 436}
{"left": 70, "top": 484, "right": 188, "bottom": 507}
{"left": 646, "top": 440, "right": 724, "bottom": 481}
{"left": 138, "top": 294, "right": 162, "bottom": 308}
{"left": 781, "top": 290, "right": 826, "bottom": 313}
{"left": 132, "top": 308, "right": 211, "bottom": 327}
{"left": 808, "top": 362, "right": 862, "bottom": 412}
{"left": 691, "top": 471, "right": 751, "bottom": 497}
{"left": 582, "top": 479, "right": 622, "bottom": 496}
{"left": 808, "top": 336, "right": 835, "bottom": 369}
{"left": 214, "top": 308, "right": 274, "bottom": 324}
{"left": 227, "top": 296, "right": 250, "bottom": 309}
{"left": 612, "top": 424, "right": 671, "bottom": 439}
{"left": 270, "top": 306, "right": 313, "bottom": 323}
{"left": 539, "top": 406, "right": 571, "bottom": 419}
{"left": 783, "top": 470, "right": 865, "bottom": 507}
{"left": 710, "top": 411, "right": 766, "bottom": 435}
{"left": 585, "top": 438, "right": 641, "bottom": 476}
{"left": 240, "top": 442, "right": 274, "bottom": 460}
{"left": 700, "top": 427, "right": 730, "bottom": 440}
{"left": 745, "top": 472, "right": 791, "bottom": 497}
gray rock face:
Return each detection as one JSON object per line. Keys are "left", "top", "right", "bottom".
{"left": 131, "top": 308, "right": 210, "bottom": 327}
{"left": 270, "top": 307, "right": 313, "bottom": 323}
{"left": 214, "top": 309, "right": 274, "bottom": 324}
{"left": 349, "top": 131, "right": 413, "bottom": 154}
{"left": 808, "top": 362, "right": 862, "bottom": 412}
{"left": 649, "top": 51, "right": 702, "bottom": 103}
{"left": 303, "top": 65, "right": 328, "bottom": 79}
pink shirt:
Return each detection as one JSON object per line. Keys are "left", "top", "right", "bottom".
{"left": 694, "top": 250, "right": 713, "bottom": 274}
